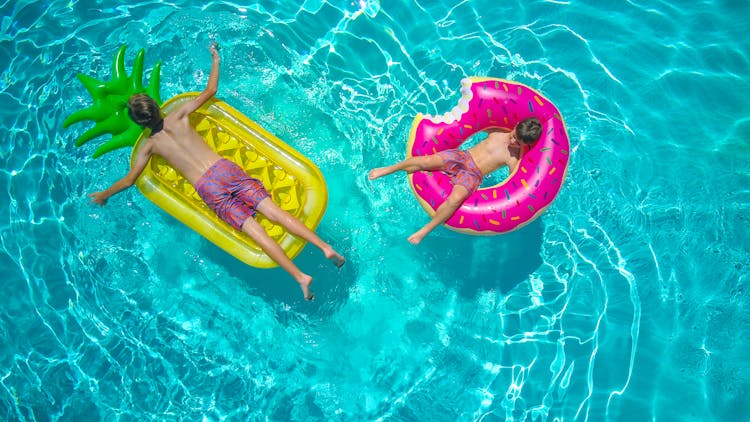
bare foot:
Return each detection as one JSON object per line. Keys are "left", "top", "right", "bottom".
{"left": 368, "top": 167, "right": 388, "bottom": 180}
{"left": 323, "top": 247, "right": 346, "bottom": 268}
{"left": 407, "top": 230, "right": 426, "bottom": 245}
{"left": 297, "top": 274, "right": 314, "bottom": 300}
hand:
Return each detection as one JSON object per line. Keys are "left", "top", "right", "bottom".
{"left": 210, "top": 42, "right": 220, "bottom": 62}
{"left": 88, "top": 192, "right": 108, "bottom": 206}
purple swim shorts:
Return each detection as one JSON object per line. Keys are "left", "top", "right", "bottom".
{"left": 194, "top": 159, "right": 270, "bottom": 230}
{"left": 437, "top": 149, "right": 483, "bottom": 193}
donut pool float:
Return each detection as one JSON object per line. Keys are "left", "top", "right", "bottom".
{"left": 407, "top": 77, "right": 570, "bottom": 234}
{"left": 65, "top": 45, "right": 328, "bottom": 268}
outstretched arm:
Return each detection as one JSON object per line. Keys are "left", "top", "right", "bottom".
{"left": 172, "top": 43, "right": 221, "bottom": 120}
{"left": 89, "top": 141, "right": 153, "bottom": 206}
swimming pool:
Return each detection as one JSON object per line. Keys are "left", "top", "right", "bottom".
{"left": 1, "top": 0, "right": 749, "bottom": 420}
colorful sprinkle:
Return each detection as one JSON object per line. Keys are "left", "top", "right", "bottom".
{"left": 408, "top": 78, "right": 568, "bottom": 235}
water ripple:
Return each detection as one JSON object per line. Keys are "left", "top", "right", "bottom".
{"left": 1, "top": 0, "right": 749, "bottom": 420}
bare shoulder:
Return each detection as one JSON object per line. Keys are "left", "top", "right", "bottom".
{"left": 162, "top": 113, "right": 176, "bottom": 129}
{"left": 485, "top": 127, "right": 509, "bottom": 134}
{"left": 164, "top": 108, "right": 186, "bottom": 124}
{"left": 140, "top": 136, "right": 157, "bottom": 154}
{"left": 484, "top": 130, "right": 508, "bottom": 146}
{"left": 138, "top": 135, "right": 152, "bottom": 147}
{"left": 166, "top": 98, "right": 199, "bottom": 123}
{"left": 130, "top": 136, "right": 155, "bottom": 166}
{"left": 163, "top": 112, "right": 194, "bottom": 137}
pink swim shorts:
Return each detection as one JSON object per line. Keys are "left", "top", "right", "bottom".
{"left": 194, "top": 159, "right": 270, "bottom": 230}
{"left": 437, "top": 149, "right": 483, "bottom": 193}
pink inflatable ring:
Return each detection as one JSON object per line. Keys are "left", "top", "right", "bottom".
{"left": 407, "top": 77, "right": 570, "bottom": 234}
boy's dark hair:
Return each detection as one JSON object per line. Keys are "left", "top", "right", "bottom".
{"left": 516, "top": 117, "right": 542, "bottom": 145}
{"left": 127, "top": 94, "right": 162, "bottom": 129}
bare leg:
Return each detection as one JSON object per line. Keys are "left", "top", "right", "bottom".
{"left": 256, "top": 198, "right": 345, "bottom": 268}
{"left": 241, "top": 216, "right": 315, "bottom": 300}
{"left": 369, "top": 154, "right": 444, "bottom": 180}
{"left": 408, "top": 185, "right": 469, "bottom": 245}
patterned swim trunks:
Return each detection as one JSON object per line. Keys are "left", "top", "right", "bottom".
{"left": 437, "top": 149, "right": 483, "bottom": 194}
{"left": 194, "top": 159, "right": 270, "bottom": 230}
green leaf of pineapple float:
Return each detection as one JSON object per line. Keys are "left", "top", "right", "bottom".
{"left": 65, "top": 45, "right": 162, "bottom": 158}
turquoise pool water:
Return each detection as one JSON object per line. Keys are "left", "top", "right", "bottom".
{"left": 2, "top": 0, "right": 749, "bottom": 420}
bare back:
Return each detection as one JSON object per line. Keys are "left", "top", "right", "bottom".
{"left": 145, "top": 110, "right": 222, "bottom": 185}
{"left": 467, "top": 129, "right": 522, "bottom": 176}
{"left": 129, "top": 45, "right": 223, "bottom": 186}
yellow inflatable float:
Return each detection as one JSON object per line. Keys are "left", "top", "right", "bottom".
{"left": 65, "top": 46, "right": 327, "bottom": 268}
